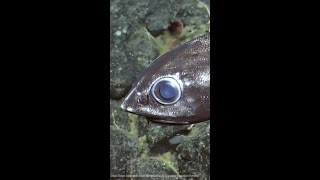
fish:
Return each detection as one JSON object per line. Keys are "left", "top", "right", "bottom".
{"left": 121, "top": 33, "right": 210, "bottom": 125}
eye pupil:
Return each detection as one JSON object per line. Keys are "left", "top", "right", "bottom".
{"left": 159, "top": 83, "right": 175, "bottom": 99}
{"left": 150, "top": 77, "right": 182, "bottom": 105}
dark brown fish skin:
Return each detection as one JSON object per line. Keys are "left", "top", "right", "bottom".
{"left": 121, "top": 33, "right": 210, "bottom": 125}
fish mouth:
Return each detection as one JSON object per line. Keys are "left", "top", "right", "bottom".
{"left": 120, "top": 94, "right": 138, "bottom": 113}
{"left": 146, "top": 117, "right": 191, "bottom": 125}
{"left": 120, "top": 86, "right": 138, "bottom": 113}
{"left": 120, "top": 103, "right": 190, "bottom": 125}
{"left": 121, "top": 98, "right": 191, "bottom": 125}
{"left": 120, "top": 101, "right": 134, "bottom": 113}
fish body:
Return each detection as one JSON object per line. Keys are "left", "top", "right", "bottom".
{"left": 121, "top": 33, "right": 210, "bottom": 125}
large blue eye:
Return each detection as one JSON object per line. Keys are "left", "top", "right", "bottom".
{"left": 151, "top": 77, "right": 181, "bottom": 105}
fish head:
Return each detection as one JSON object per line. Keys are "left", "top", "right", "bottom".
{"left": 121, "top": 33, "right": 210, "bottom": 125}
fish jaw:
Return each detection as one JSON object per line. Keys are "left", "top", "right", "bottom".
{"left": 146, "top": 117, "right": 190, "bottom": 125}
{"left": 120, "top": 88, "right": 137, "bottom": 114}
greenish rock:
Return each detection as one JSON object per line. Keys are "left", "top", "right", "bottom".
{"left": 176, "top": 121, "right": 210, "bottom": 179}
{"left": 144, "top": 0, "right": 210, "bottom": 37}
{"left": 110, "top": 100, "right": 130, "bottom": 131}
{"left": 110, "top": 27, "right": 159, "bottom": 99}
{"left": 169, "top": 135, "right": 186, "bottom": 145}
{"left": 145, "top": 0, "right": 180, "bottom": 35}
{"left": 174, "top": 0, "right": 210, "bottom": 46}
{"left": 136, "top": 116, "right": 150, "bottom": 138}
{"left": 110, "top": 0, "right": 151, "bottom": 23}
{"left": 145, "top": 124, "right": 191, "bottom": 155}
{"left": 110, "top": 99, "right": 149, "bottom": 138}
{"left": 110, "top": 125, "right": 142, "bottom": 175}
{"left": 125, "top": 153, "right": 181, "bottom": 179}
{"left": 110, "top": 0, "right": 160, "bottom": 100}
{"left": 124, "top": 28, "right": 159, "bottom": 69}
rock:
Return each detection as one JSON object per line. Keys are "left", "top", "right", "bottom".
{"left": 145, "top": 124, "right": 191, "bottom": 155}
{"left": 125, "top": 152, "right": 181, "bottom": 179}
{"left": 110, "top": 99, "right": 149, "bottom": 137}
{"left": 145, "top": 0, "right": 179, "bottom": 36}
{"left": 169, "top": 135, "right": 186, "bottom": 145}
{"left": 110, "top": 125, "right": 142, "bottom": 175}
{"left": 176, "top": 121, "right": 210, "bottom": 179}
{"left": 110, "top": 100, "right": 130, "bottom": 131}
{"left": 110, "top": 27, "right": 159, "bottom": 99}
{"left": 110, "top": 0, "right": 159, "bottom": 100}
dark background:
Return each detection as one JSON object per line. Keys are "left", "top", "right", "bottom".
{"left": 2, "top": 0, "right": 318, "bottom": 179}
{"left": 213, "top": 1, "right": 318, "bottom": 178}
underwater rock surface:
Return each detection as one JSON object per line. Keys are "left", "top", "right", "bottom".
{"left": 110, "top": 0, "right": 210, "bottom": 179}
{"left": 177, "top": 121, "right": 211, "bottom": 177}
{"left": 110, "top": 126, "right": 142, "bottom": 175}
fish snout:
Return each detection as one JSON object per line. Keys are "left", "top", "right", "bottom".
{"left": 120, "top": 100, "right": 135, "bottom": 113}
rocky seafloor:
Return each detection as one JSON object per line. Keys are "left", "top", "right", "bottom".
{"left": 110, "top": 0, "right": 210, "bottom": 179}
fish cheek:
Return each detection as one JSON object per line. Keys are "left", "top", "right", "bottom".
{"left": 177, "top": 89, "right": 203, "bottom": 115}
{"left": 140, "top": 94, "right": 174, "bottom": 118}
{"left": 133, "top": 90, "right": 159, "bottom": 116}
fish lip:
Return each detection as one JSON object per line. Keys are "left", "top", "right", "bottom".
{"left": 121, "top": 98, "right": 191, "bottom": 125}
{"left": 120, "top": 103, "right": 192, "bottom": 125}
{"left": 146, "top": 117, "right": 191, "bottom": 125}
{"left": 120, "top": 101, "right": 135, "bottom": 113}
{"left": 120, "top": 86, "right": 138, "bottom": 112}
